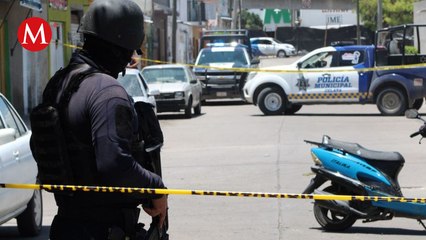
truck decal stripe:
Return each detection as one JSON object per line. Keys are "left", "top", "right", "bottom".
{"left": 288, "top": 92, "right": 369, "bottom": 100}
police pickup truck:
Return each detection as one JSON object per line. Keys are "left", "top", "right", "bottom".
{"left": 193, "top": 30, "right": 259, "bottom": 101}
{"left": 243, "top": 24, "right": 426, "bottom": 116}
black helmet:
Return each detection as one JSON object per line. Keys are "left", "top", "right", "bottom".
{"left": 79, "top": 0, "right": 145, "bottom": 50}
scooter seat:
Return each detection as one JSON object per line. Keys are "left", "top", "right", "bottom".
{"left": 327, "top": 137, "right": 404, "bottom": 163}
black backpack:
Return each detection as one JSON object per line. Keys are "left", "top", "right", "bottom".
{"left": 30, "top": 64, "right": 99, "bottom": 185}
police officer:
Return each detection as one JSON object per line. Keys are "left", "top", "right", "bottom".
{"left": 45, "top": 0, "right": 168, "bottom": 239}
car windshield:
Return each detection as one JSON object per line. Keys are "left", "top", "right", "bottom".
{"left": 142, "top": 68, "right": 187, "bottom": 84}
{"left": 117, "top": 74, "right": 145, "bottom": 97}
{"left": 196, "top": 48, "right": 248, "bottom": 66}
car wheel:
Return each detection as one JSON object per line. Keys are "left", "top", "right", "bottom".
{"left": 277, "top": 50, "right": 287, "bottom": 58}
{"left": 16, "top": 188, "right": 43, "bottom": 236}
{"left": 185, "top": 97, "right": 193, "bottom": 118}
{"left": 194, "top": 98, "right": 202, "bottom": 115}
{"left": 412, "top": 98, "right": 424, "bottom": 110}
{"left": 257, "top": 87, "right": 286, "bottom": 115}
{"left": 376, "top": 87, "right": 407, "bottom": 116}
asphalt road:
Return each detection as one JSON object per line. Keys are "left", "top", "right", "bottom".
{"left": 2, "top": 56, "right": 426, "bottom": 239}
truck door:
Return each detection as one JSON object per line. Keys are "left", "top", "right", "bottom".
{"left": 290, "top": 50, "right": 360, "bottom": 103}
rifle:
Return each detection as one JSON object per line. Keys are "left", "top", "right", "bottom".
{"left": 133, "top": 101, "right": 169, "bottom": 240}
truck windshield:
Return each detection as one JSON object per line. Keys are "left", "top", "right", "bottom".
{"left": 197, "top": 48, "right": 248, "bottom": 66}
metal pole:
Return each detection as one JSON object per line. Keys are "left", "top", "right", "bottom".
{"left": 231, "top": 0, "right": 238, "bottom": 29}
{"left": 172, "top": 0, "right": 177, "bottom": 63}
{"left": 238, "top": 0, "right": 242, "bottom": 30}
{"left": 356, "top": 0, "right": 361, "bottom": 44}
{"left": 377, "top": 0, "right": 383, "bottom": 30}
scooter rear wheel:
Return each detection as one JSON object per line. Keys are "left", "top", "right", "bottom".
{"left": 313, "top": 186, "right": 357, "bottom": 231}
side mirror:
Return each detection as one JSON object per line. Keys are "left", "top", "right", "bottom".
{"left": 190, "top": 79, "right": 198, "bottom": 84}
{"left": 405, "top": 109, "right": 419, "bottom": 119}
{"left": 148, "top": 89, "right": 160, "bottom": 96}
{"left": 297, "top": 62, "right": 302, "bottom": 69}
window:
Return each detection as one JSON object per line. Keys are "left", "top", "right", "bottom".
{"left": 261, "top": 40, "right": 272, "bottom": 45}
{"left": 301, "top": 51, "right": 335, "bottom": 69}
{"left": 117, "top": 74, "right": 145, "bottom": 97}
{"left": 0, "top": 96, "right": 26, "bottom": 138}
{"left": 338, "top": 50, "right": 364, "bottom": 66}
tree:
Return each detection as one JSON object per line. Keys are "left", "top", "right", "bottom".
{"left": 240, "top": 10, "right": 263, "bottom": 30}
{"left": 359, "top": 0, "right": 415, "bottom": 31}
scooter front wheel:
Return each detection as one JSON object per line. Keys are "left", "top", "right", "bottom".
{"left": 313, "top": 187, "right": 357, "bottom": 231}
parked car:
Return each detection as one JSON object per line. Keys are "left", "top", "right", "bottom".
{"left": 250, "top": 37, "right": 297, "bottom": 58}
{"left": 117, "top": 68, "right": 158, "bottom": 110}
{"left": 0, "top": 93, "right": 42, "bottom": 236}
{"left": 141, "top": 64, "right": 202, "bottom": 118}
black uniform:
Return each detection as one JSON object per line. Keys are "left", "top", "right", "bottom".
{"left": 48, "top": 50, "right": 164, "bottom": 240}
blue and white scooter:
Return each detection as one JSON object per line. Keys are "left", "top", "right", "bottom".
{"left": 302, "top": 109, "right": 426, "bottom": 231}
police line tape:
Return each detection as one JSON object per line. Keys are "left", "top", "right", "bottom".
{"left": 60, "top": 42, "right": 426, "bottom": 74}
{"left": 138, "top": 57, "right": 426, "bottom": 74}
{"left": 1, "top": 183, "right": 426, "bottom": 203}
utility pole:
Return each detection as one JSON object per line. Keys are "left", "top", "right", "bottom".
{"left": 172, "top": 0, "right": 177, "bottom": 63}
{"left": 377, "top": 0, "right": 383, "bottom": 30}
{"left": 231, "top": 0, "right": 238, "bottom": 29}
{"left": 356, "top": 0, "right": 360, "bottom": 44}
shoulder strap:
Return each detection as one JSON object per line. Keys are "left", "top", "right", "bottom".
{"left": 58, "top": 66, "right": 100, "bottom": 109}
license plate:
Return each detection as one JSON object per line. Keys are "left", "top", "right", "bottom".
{"left": 216, "top": 92, "right": 227, "bottom": 97}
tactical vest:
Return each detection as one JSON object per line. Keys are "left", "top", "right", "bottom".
{"left": 30, "top": 64, "right": 99, "bottom": 185}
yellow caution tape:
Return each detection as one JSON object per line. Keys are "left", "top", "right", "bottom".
{"left": 1, "top": 183, "right": 425, "bottom": 203}
{"left": 56, "top": 41, "right": 426, "bottom": 74}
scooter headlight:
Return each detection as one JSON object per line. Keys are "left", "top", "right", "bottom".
{"left": 310, "top": 152, "right": 322, "bottom": 165}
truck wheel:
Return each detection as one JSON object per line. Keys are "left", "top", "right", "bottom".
{"left": 257, "top": 87, "right": 286, "bottom": 115}
{"left": 277, "top": 50, "right": 287, "bottom": 58}
{"left": 376, "top": 87, "right": 407, "bottom": 116}
{"left": 17, "top": 188, "right": 43, "bottom": 236}
{"left": 285, "top": 104, "right": 302, "bottom": 115}
{"left": 413, "top": 98, "right": 424, "bottom": 110}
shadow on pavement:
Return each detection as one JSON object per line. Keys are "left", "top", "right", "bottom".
{"left": 311, "top": 226, "right": 426, "bottom": 236}
{"left": 157, "top": 113, "right": 205, "bottom": 120}
{"left": 251, "top": 113, "right": 384, "bottom": 117}
{"left": 202, "top": 99, "right": 248, "bottom": 107}
{"left": 0, "top": 225, "right": 50, "bottom": 239}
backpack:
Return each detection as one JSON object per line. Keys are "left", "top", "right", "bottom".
{"left": 30, "top": 64, "right": 99, "bottom": 185}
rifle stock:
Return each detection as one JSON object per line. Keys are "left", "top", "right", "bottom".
{"left": 133, "top": 101, "right": 169, "bottom": 240}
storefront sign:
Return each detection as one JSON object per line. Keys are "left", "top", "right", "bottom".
{"left": 49, "top": 0, "right": 68, "bottom": 10}
{"left": 20, "top": 0, "right": 42, "bottom": 12}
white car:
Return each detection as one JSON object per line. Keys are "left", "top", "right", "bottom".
{"left": 141, "top": 64, "right": 202, "bottom": 118}
{"left": 250, "top": 37, "right": 297, "bottom": 58}
{"left": 117, "top": 68, "right": 158, "bottom": 110}
{"left": 0, "top": 94, "right": 42, "bottom": 236}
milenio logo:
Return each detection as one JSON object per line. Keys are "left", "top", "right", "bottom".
{"left": 17, "top": 17, "right": 52, "bottom": 52}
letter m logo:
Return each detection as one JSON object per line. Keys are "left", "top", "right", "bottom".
{"left": 22, "top": 23, "right": 48, "bottom": 44}
{"left": 264, "top": 9, "right": 292, "bottom": 24}
{"left": 18, "top": 17, "right": 52, "bottom": 52}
